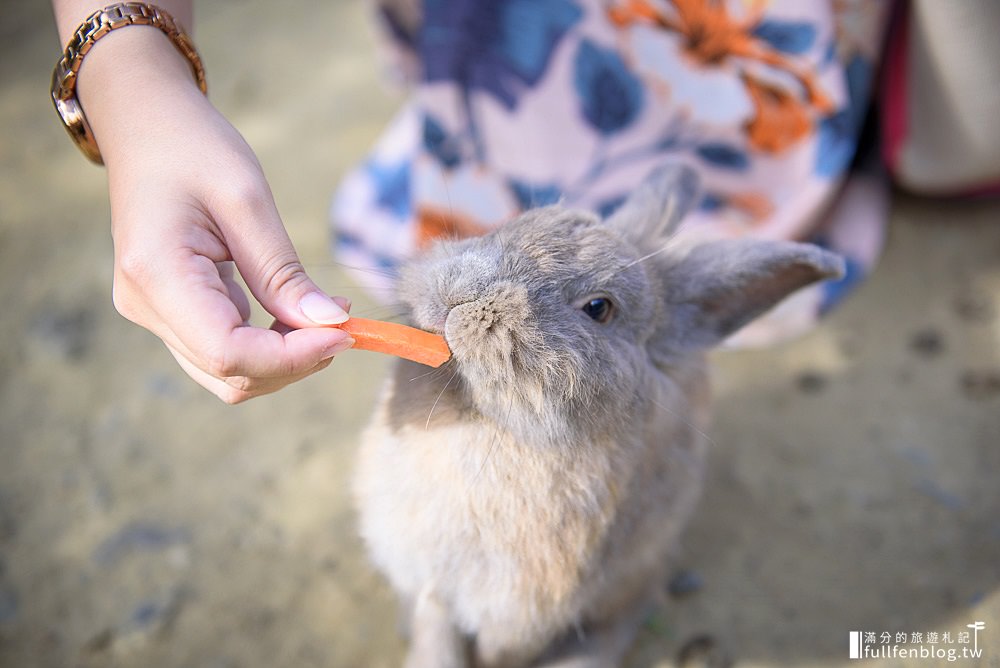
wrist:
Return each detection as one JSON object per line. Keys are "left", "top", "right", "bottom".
{"left": 79, "top": 26, "right": 202, "bottom": 130}
{"left": 52, "top": 3, "right": 207, "bottom": 164}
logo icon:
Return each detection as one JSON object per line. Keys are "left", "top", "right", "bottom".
{"left": 968, "top": 621, "right": 985, "bottom": 656}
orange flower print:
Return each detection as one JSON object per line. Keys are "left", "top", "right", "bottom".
{"left": 726, "top": 190, "right": 775, "bottom": 223}
{"left": 415, "top": 204, "right": 489, "bottom": 248}
{"left": 608, "top": 0, "right": 833, "bottom": 153}
{"left": 741, "top": 71, "right": 812, "bottom": 153}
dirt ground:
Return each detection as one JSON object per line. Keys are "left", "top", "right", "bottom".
{"left": 1, "top": 1, "right": 999, "bottom": 667}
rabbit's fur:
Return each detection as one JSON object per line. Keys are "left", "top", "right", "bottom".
{"left": 353, "top": 165, "right": 844, "bottom": 667}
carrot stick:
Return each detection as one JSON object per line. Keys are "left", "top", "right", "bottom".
{"left": 333, "top": 317, "right": 451, "bottom": 368}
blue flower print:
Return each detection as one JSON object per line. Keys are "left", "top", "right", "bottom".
{"left": 819, "top": 254, "right": 864, "bottom": 314}
{"left": 751, "top": 20, "right": 817, "bottom": 55}
{"left": 815, "top": 110, "right": 855, "bottom": 177}
{"left": 698, "top": 192, "right": 725, "bottom": 212}
{"left": 508, "top": 179, "right": 563, "bottom": 210}
{"left": 815, "top": 54, "right": 872, "bottom": 177}
{"left": 810, "top": 234, "right": 865, "bottom": 314}
{"left": 366, "top": 158, "right": 412, "bottom": 219}
{"left": 573, "top": 39, "right": 644, "bottom": 136}
{"left": 695, "top": 142, "right": 750, "bottom": 171}
{"left": 423, "top": 114, "right": 463, "bottom": 169}
{"left": 421, "top": 0, "right": 583, "bottom": 110}
{"left": 595, "top": 194, "right": 627, "bottom": 219}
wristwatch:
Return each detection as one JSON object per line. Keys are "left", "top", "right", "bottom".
{"left": 51, "top": 2, "right": 207, "bottom": 164}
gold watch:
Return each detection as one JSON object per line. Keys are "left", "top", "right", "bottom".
{"left": 51, "top": 2, "right": 208, "bottom": 165}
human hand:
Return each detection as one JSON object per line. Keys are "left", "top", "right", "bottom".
{"left": 76, "top": 27, "right": 354, "bottom": 403}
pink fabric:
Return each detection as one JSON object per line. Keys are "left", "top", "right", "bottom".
{"left": 880, "top": 1, "right": 908, "bottom": 176}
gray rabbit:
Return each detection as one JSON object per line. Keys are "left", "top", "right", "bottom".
{"left": 353, "top": 165, "right": 844, "bottom": 667}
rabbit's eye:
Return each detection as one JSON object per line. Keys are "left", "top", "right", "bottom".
{"left": 582, "top": 297, "right": 614, "bottom": 324}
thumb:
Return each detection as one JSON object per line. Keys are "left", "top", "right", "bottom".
{"left": 248, "top": 251, "right": 348, "bottom": 328}
{"left": 223, "top": 202, "right": 348, "bottom": 328}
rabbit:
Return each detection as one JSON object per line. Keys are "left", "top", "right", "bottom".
{"left": 352, "top": 164, "right": 844, "bottom": 668}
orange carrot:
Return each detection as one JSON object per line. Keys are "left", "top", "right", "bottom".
{"left": 333, "top": 317, "right": 451, "bottom": 368}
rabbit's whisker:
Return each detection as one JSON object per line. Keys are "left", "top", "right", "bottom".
{"left": 307, "top": 259, "right": 401, "bottom": 280}
{"left": 353, "top": 305, "right": 409, "bottom": 321}
{"left": 611, "top": 226, "right": 686, "bottom": 277}
{"left": 470, "top": 392, "right": 514, "bottom": 487}
{"left": 616, "top": 243, "right": 672, "bottom": 274}
{"left": 425, "top": 370, "right": 459, "bottom": 430}
{"left": 646, "top": 394, "right": 720, "bottom": 452}
{"left": 408, "top": 367, "right": 443, "bottom": 383}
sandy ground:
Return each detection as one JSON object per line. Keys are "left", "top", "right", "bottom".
{"left": 1, "top": 1, "right": 999, "bottom": 667}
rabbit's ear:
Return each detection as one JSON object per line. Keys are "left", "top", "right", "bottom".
{"left": 605, "top": 164, "right": 700, "bottom": 247}
{"left": 655, "top": 239, "right": 845, "bottom": 353}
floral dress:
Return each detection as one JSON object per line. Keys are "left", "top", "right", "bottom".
{"left": 331, "top": 0, "right": 892, "bottom": 345}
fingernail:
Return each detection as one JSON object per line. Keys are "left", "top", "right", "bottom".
{"left": 333, "top": 296, "right": 352, "bottom": 313}
{"left": 300, "top": 292, "right": 349, "bottom": 324}
{"left": 322, "top": 337, "right": 355, "bottom": 360}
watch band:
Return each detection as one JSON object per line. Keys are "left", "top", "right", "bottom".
{"left": 51, "top": 3, "right": 208, "bottom": 165}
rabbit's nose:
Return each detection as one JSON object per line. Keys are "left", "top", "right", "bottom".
{"left": 445, "top": 282, "right": 530, "bottom": 346}
{"left": 437, "top": 250, "right": 500, "bottom": 308}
